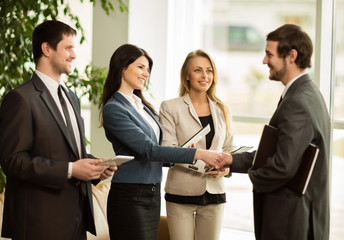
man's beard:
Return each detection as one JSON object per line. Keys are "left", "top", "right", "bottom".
{"left": 269, "top": 59, "right": 287, "bottom": 81}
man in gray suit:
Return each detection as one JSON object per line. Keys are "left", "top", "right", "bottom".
{"left": 0, "top": 20, "right": 115, "bottom": 240}
{"left": 218, "top": 24, "right": 330, "bottom": 240}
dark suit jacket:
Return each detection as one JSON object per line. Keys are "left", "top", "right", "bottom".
{"left": 0, "top": 73, "right": 96, "bottom": 240}
{"left": 231, "top": 74, "right": 330, "bottom": 240}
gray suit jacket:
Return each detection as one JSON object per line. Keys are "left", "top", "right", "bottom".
{"left": 231, "top": 74, "right": 330, "bottom": 240}
{"left": 159, "top": 94, "right": 233, "bottom": 195}
{"left": 0, "top": 74, "right": 96, "bottom": 240}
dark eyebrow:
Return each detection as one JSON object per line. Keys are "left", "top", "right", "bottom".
{"left": 137, "top": 62, "right": 146, "bottom": 67}
{"left": 137, "top": 63, "right": 150, "bottom": 72}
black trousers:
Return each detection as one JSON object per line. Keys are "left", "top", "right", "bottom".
{"left": 107, "top": 182, "right": 161, "bottom": 240}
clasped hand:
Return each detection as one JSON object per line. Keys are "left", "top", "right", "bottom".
{"left": 197, "top": 150, "right": 233, "bottom": 171}
{"left": 72, "top": 158, "right": 117, "bottom": 181}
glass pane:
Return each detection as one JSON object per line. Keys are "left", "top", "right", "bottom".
{"left": 331, "top": 131, "right": 344, "bottom": 239}
{"left": 223, "top": 121, "right": 264, "bottom": 233}
{"left": 332, "top": 1, "right": 344, "bottom": 239}
{"left": 202, "top": 0, "right": 317, "bottom": 234}
{"left": 334, "top": 0, "right": 344, "bottom": 121}
{"left": 203, "top": 0, "right": 316, "bottom": 117}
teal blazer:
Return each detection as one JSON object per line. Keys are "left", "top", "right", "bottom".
{"left": 102, "top": 92, "right": 196, "bottom": 184}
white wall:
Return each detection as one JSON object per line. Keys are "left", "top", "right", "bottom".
{"left": 128, "top": 0, "right": 204, "bottom": 108}
{"left": 90, "top": 1, "right": 129, "bottom": 158}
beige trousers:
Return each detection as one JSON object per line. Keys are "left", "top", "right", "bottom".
{"left": 166, "top": 201, "right": 225, "bottom": 240}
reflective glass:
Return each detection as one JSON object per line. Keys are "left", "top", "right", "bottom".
{"left": 203, "top": 0, "right": 316, "bottom": 117}
{"left": 334, "top": 1, "right": 344, "bottom": 121}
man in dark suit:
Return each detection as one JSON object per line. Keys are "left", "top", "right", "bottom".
{"left": 0, "top": 20, "right": 115, "bottom": 240}
{"left": 218, "top": 24, "right": 330, "bottom": 240}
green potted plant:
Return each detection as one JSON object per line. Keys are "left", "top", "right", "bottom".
{"left": 0, "top": 168, "right": 5, "bottom": 194}
{"left": 0, "top": 0, "right": 128, "bottom": 193}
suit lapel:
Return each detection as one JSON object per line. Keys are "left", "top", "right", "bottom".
{"left": 270, "top": 74, "right": 311, "bottom": 126}
{"left": 143, "top": 105, "right": 163, "bottom": 144}
{"left": 32, "top": 74, "right": 80, "bottom": 159}
{"left": 63, "top": 88, "right": 87, "bottom": 158}
{"left": 183, "top": 95, "right": 202, "bottom": 127}
{"left": 208, "top": 98, "right": 220, "bottom": 149}
{"left": 279, "top": 74, "right": 310, "bottom": 106}
{"left": 114, "top": 92, "right": 161, "bottom": 144}
{"left": 115, "top": 92, "right": 146, "bottom": 123}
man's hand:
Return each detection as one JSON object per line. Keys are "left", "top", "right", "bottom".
{"left": 99, "top": 164, "right": 117, "bottom": 180}
{"left": 216, "top": 152, "right": 233, "bottom": 171}
{"left": 194, "top": 149, "right": 222, "bottom": 168}
{"left": 72, "top": 158, "right": 108, "bottom": 181}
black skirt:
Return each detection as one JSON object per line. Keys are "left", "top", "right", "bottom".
{"left": 107, "top": 182, "right": 161, "bottom": 240}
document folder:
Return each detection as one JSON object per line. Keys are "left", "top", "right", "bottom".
{"left": 252, "top": 124, "right": 319, "bottom": 195}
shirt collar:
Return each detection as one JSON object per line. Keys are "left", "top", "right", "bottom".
{"left": 118, "top": 91, "right": 144, "bottom": 110}
{"left": 35, "top": 70, "right": 68, "bottom": 92}
{"left": 35, "top": 70, "right": 60, "bottom": 93}
{"left": 281, "top": 72, "right": 307, "bottom": 98}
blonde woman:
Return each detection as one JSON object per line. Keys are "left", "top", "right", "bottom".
{"left": 159, "top": 49, "right": 234, "bottom": 240}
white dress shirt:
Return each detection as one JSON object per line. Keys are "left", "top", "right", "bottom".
{"left": 35, "top": 70, "right": 82, "bottom": 178}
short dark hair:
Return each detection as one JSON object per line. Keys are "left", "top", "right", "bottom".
{"left": 32, "top": 20, "right": 77, "bottom": 64}
{"left": 266, "top": 24, "right": 313, "bottom": 69}
{"left": 100, "top": 44, "right": 156, "bottom": 125}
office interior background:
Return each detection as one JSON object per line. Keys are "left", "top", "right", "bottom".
{"left": 61, "top": 0, "right": 343, "bottom": 239}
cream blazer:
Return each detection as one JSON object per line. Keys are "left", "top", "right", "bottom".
{"left": 159, "top": 94, "right": 233, "bottom": 196}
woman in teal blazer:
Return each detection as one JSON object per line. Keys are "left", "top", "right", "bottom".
{"left": 100, "top": 44, "right": 223, "bottom": 240}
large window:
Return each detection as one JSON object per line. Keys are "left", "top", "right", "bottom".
{"left": 119, "top": 0, "right": 343, "bottom": 239}
{"left": 334, "top": 1, "right": 344, "bottom": 122}
{"left": 331, "top": 0, "right": 344, "bottom": 239}
{"left": 199, "top": 0, "right": 343, "bottom": 238}
{"left": 203, "top": 0, "right": 315, "bottom": 117}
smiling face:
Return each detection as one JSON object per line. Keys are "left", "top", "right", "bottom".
{"left": 187, "top": 56, "right": 213, "bottom": 94}
{"left": 49, "top": 34, "right": 76, "bottom": 75}
{"left": 120, "top": 56, "right": 150, "bottom": 94}
{"left": 263, "top": 40, "right": 288, "bottom": 83}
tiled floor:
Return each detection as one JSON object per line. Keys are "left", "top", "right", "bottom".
{"left": 161, "top": 155, "right": 344, "bottom": 240}
{"left": 220, "top": 228, "right": 254, "bottom": 240}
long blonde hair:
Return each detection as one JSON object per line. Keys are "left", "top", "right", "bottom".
{"left": 179, "top": 49, "right": 231, "bottom": 136}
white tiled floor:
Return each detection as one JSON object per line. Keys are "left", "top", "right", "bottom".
{"left": 161, "top": 156, "right": 344, "bottom": 240}
{"left": 220, "top": 228, "right": 255, "bottom": 240}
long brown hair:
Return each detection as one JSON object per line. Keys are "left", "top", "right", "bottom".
{"left": 99, "top": 44, "right": 157, "bottom": 126}
{"left": 179, "top": 49, "right": 232, "bottom": 136}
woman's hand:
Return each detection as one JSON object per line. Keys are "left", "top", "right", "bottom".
{"left": 204, "top": 167, "right": 230, "bottom": 178}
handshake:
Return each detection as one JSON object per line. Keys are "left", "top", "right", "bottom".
{"left": 194, "top": 149, "right": 233, "bottom": 171}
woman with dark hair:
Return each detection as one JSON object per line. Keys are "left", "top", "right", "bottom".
{"left": 100, "top": 44, "right": 223, "bottom": 240}
{"left": 159, "top": 49, "right": 234, "bottom": 240}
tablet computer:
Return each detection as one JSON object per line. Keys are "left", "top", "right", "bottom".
{"left": 97, "top": 155, "right": 135, "bottom": 166}
{"left": 181, "top": 124, "right": 211, "bottom": 148}
{"left": 231, "top": 146, "right": 253, "bottom": 153}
